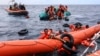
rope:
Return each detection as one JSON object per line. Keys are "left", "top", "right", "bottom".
{"left": 92, "top": 41, "right": 98, "bottom": 52}
{"left": 80, "top": 31, "right": 100, "bottom": 56}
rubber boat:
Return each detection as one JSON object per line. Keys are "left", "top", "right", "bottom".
{"left": 0, "top": 24, "right": 100, "bottom": 56}
{"left": 5, "top": 9, "right": 28, "bottom": 16}
{"left": 39, "top": 11, "right": 71, "bottom": 21}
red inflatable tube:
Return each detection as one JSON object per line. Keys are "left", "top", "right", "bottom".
{"left": 69, "top": 24, "right": 100, "bottom": 45}
{"left": 0, "top": 39, "right": 62, "bottom": 56}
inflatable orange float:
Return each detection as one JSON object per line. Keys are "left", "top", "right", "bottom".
{"left": 0, "top": 24, "right": 99, "bottom": 56}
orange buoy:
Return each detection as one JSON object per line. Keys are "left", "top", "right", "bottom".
{"left": 0, "top": 24, "right": 100, "bottom": 56}
{"left": 0, "top": 39, "right": 62, "bottom": 56}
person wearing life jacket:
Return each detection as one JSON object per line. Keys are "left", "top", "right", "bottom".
{"left": 57, "top": 5, "right": 65, "bottom": 20}
{"left": 48, "top": 29, "right": 56, "bottom": 39}
{"left": 81, "top": 38, "right": 95, "bottom": 47}
{"left": 9, "top": 5, "right": 12, "bottom": 10}
{"left": 64, "top": 5, "right": 68, "bottom": 11}
{"left": 73, "top": 23, "right": 83, "bottom": 31}
{"left": 19, "top": 4, "right": 26, "bottom": 10}
{"left": 57, "top": 33, "right": 77, "bottom": 56}
{"left": 69, "top": 24, "right": 76, "bottom": 32}
{"left": 39, "top": 28, "right": 49, "bottom": 39}
{"left": 12, "top": 3, "right": 19, "bottom": 11}
{"left": 63, "top": 29, "right": 68, "bottom": 34}
{"left": 48, "top": 29, "right": 55, "bottom": 35}
{"left": 47, "top": 6, "right": 56, "bottom": 20}
{"left": 82, "top": 24, "right": 89, "bottom": 30}
{"left": 55, "top": 30, "right": 63, "bottom": 36}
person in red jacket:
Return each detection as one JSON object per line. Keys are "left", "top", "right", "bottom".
{"left": 39, "top": 28, "right": 49, "bottom": 39}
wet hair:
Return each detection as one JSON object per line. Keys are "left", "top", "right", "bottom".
{"left": 44, "top": 28, "right": 48, "bottom": 33}
{"left": 74, "top": 22, "right": 82, "bottom": 26}
{"left": 50, "top": 5, "right": 54, "bottom": 8}
{"left": 49, "top": 29, "right": 53, "bottom": 31}
{"left": 44, "top": 28, "right": 48, "bottom": 31}
{"left": 14, "top": 3, "right": 18, "bottom": 7}
{"left": 59, "top": 30, "right": 63, "bottom": 34}
{"left": 97, "top": 21, "right": 100, "bottom": 24}
{"left": 9, "top": 5, "right": 12, "bottom": 10}
{"left": 63, "top": 29, "right": 67, "bottom": 32}
{"left": 45, "top": 8, "right": 48, "bottom": 13}
{"left": 65, "top": 5, "right": 68, "bottom": 8}
{"left": 86, "top": 25, "right": 89, "bottom": 28}
{"left": 75, "top": 25, "right": 81, "bottom": 29}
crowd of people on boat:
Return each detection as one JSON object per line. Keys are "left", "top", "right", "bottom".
{"left": 38, "top": 22, "right": 90, "bottom": 39}
{"left": 36, "top": 21, "right": 100, "bottom": 56}
{"left": 45, "top": 5, "right": 68, "bottom": 20}
{"left": 9, "top": 3, "right": 26, "bottom": 11}
{"left": 38, "top": 28, "right": 68, "bottom": 39}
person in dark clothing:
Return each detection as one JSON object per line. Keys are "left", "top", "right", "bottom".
{"left": 22, "top": 4, "right": 26, "bottom": 10}
{"left": 97, "top": 21, "right": 100, "bottom": 24}
{"left": 9, "top": 5, "right": 12, "bottom": 10}
{"left": 19, "top": 4, "right": 26, "bottom": 10}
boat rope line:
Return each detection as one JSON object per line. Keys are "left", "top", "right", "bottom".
{"left": 80, "top": 31, "right": 100, "bottom": 56}
{"left": 93, "top": 41, "right": 98, "bottom": 52}
{"left": 34, "top": 40, "right": 59, "bottom": 50}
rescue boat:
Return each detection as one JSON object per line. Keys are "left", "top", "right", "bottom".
{"left": 0, "top": 24, "right": 100, "bottom": 56}
{"left": 5, "top": 9, "right": 28, "bottom": 16}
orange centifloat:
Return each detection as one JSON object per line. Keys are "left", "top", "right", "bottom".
{"left": 69, "top": 24, "right": 100, "bottom": 45}
{"left": 0, "top": 24, "right": 99, "bottom": 56}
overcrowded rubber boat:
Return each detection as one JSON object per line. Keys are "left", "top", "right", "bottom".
{"left": 39, "top": 11, "right": 71, "bottom": 21}
{"left": 39, "top": 5, "right": 71, "bottom": 21}
{"left": 0, "top": 24, "right": 100, "bottom": 56}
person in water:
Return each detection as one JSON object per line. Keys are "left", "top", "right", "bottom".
{"left": 39, "top": 28, "right": 49, "bottom": 39}
{"left": 97, "top": 21, "right": 100, "bottom": 24}
{"left": 63, "top": 29, "right": 68, "bottom": 34}
{"left": 74, "top": 24, "right": 82, "bottom": 31}
{"left": 56, "top": 5, "right": 66, "bottom": 20}
{"left": 55, "top": 30, "right": 63, "bottom": 36}
{"left": 85, "top": 25, "right": 89, "bottom": 28}
{"left": 47, "top": 6, "right": 56, "bottom": 20}
{"left": 82, "top": 24, "right": 89, "bottom": 30}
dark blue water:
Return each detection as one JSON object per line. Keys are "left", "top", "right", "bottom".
{"left": 0, "top": 5, "right": 100, "bottom": 41}
{"left": 0, "top": 5, "right": 100, "bottom": 56}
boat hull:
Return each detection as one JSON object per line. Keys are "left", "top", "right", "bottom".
{"left": 6, "top": 9, "right": 28, "bottom": 16}
{"left": 0, "top": 39, "right": 62, "bottom": 56}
